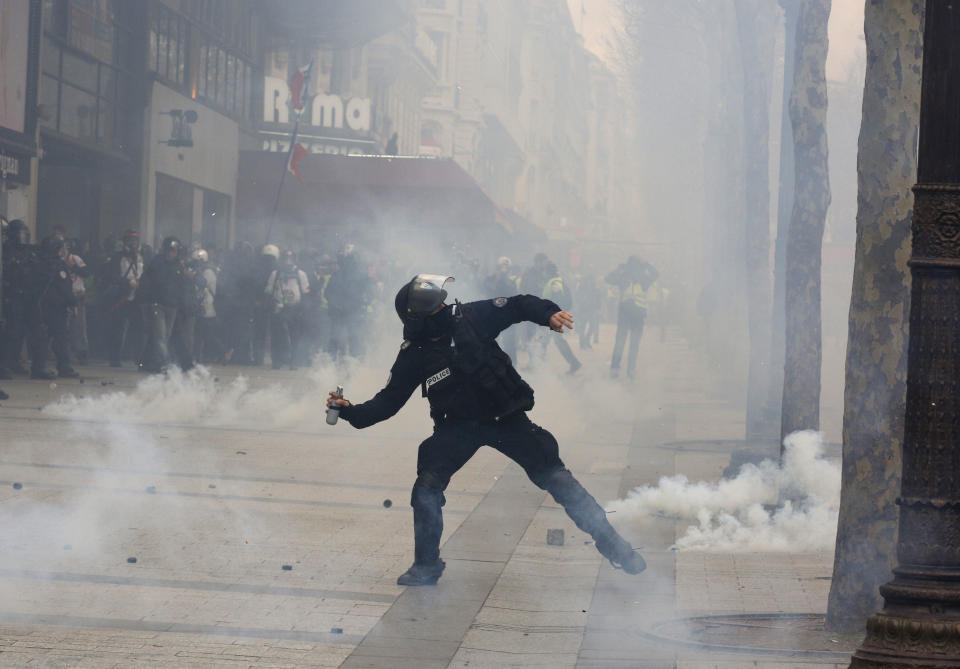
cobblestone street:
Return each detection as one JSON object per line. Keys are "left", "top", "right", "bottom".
{"left": 0, "top": 327, "right": 854, "bottom": 668}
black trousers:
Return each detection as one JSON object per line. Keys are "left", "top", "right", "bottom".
{"left": 270, "top": 306, "right": 301, "bottom": 368}
{"left": 1, "top": 298, "right": 26, "bottom": 368}
{"left": 611, "top": 304, "right": 646, "bottom": 377}
{"left": 140, "top": 304, "right": 177, "bottom": 371}
{"left": 31, "top": 306, "right": 70, "bottom": 372}
{"left": 108, "top": 301, "right": 141, "bottom": 364}
{"left": 409, "top": 413, "right": 621, "bottom": 565}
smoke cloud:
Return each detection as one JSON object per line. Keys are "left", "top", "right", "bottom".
{"left": 608, "top": 430, "right": 840, "bottom": 552}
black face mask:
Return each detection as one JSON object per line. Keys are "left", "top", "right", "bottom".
{"left": 404, "top": 304, "right": 454, "bottom": 341}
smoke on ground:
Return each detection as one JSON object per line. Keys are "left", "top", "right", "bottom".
{"left": 607, "top": 430, "right": 839, "bottom": 552}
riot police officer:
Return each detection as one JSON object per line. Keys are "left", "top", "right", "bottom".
{"left": 29, "top": 235, "right": 79, "bottom": 378}
{"left": 1, "top": 219, "right": 34, "bottom": 376}
{"left": 103, "top": 229, "right": 144, "bottom": 367}
{"left": 327, "top": 274, "right": 645, "bottom": 585}
{"left": 0, "top": 219, "right": 8, "bottom": 397}
{"left": 137, "top": 236, "right": 185, "bottom": 373}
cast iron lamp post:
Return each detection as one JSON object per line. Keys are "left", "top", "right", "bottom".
{"left": 850, "top": 1, "right": 960, "bottom": 666}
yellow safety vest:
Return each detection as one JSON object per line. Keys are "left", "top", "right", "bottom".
{"left": 621, "top": 282, "right": 648, "bottom": 310}
{"left": 542, "top": 276, "right": 564, "bottom": 300}
{"left": 318, "top": 274, "right": 331, "bottom": 309}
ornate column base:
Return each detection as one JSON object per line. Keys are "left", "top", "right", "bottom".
{"left": 850, "top": 569, "right": 960, "bottom": 668}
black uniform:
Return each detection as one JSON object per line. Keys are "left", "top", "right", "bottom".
{"left": 339, "top": 294, "right": 643, "bottom": 579}
{"left": 24, "top": 240, "right": 77, "bottom": 378}
{"left": 170, "top": 264, "right": 206, "bottom": 370}
{"left": 137, "top": 254, "right": 186, "bottom": 372}
{"left": 1, "top": 241, "right": 34, "bottom": 373}
{"left": 325, "top": 253, "right": 372, "bottom": 360}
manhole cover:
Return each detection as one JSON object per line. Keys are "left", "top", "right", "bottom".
{"left": 640, "top": 613, "right": 859, "bottom": 660}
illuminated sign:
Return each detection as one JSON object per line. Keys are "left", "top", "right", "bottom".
{"left": 263, "top": 76, "right": 371, "bottom": 133}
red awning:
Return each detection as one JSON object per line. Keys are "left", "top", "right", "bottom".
{"left": 237, "top": 152, "right": 512, "bottom": 245}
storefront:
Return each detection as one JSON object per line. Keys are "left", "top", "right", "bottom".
{"left": 141, "top": 80, "right": 238, "bottom": 251}
{"left": 236, "top": 152, "right": 512, "bottom": 259}
{"left": 0, "top": 0, "right": 41, "bottom": 231}
{"left": 36, "top": 0, "right": 144, "bottom": 247}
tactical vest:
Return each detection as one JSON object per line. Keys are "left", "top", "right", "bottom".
{"left": 420, "top": 303, "right": 534, "bottom": 422}
{"left": 621, "top": 282, "right": 648, "bottom": 310}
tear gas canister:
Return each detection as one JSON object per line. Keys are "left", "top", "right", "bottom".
{"left": 327, "top": 386, "right": 344, "bottom": 425}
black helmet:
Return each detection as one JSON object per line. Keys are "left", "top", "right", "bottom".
{"left": 161, "top": 236, "right": 181, "bottom": 256}
{"left": 122, "top": 228, "right": 140, "bottom": 252}
{"left": 8, "top": 219, "right": 29, "bottom": 246}
{"left": 394, "top": 274, "right": 454, "bottom": 323}
{"left": 39, "top": 235, "right": 67, "bottom": 259}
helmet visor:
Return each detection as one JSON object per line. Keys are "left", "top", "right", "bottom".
{"left": 406, "top": 274, "right": 454, "bottom": 319}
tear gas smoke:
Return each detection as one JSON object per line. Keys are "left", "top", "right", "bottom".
{"left": 607, "top": 430, "right": 839, "bottom": 552}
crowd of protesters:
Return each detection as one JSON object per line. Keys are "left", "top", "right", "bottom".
{"left": 0, "top": 218, "right": 662, "bottom": 396}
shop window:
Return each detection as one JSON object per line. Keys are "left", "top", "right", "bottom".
{"left": 41, "top": 0, "right": 132, "bottom": 151}
{"left": 39, "top": 75, "right": 60, "bottom": 129}
{"left": 150, "top": 3, "right": 188, "bottom": 87}
{"left": 155, "top": 173, "right": 194, "bottom": 245}
{"left": 201, "top": 188, "right": 230, "bottom": 251}
{"left": 43, "top": 41, "right": 61, "bottom": 76}
{"left": 59, "top": 83, "right": 97, "bottom": 139}
{"left": 62, "top": 50, "right": 98, "bottom": 92}
{"left": 67, "top": 0, "right": 120, "bottom": 65}
{"left": 41, "top": 36, "right": 127, "bottom": 150}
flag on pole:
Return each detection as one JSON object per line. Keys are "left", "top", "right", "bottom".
{"left": 287, "top": 142, "right": 308, "bottom": 183}
{"left": 289, "top": 61, "right": 312, "bottom": 113}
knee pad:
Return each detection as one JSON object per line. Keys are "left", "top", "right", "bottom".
{"left": 531, "top": 466, "right": 575, "bottom": 493}
{"left": 411, "top": 477, "right": 446, "bottom": 509}
{"left": 535, "top": 467, "right": 593, "bottom": 506}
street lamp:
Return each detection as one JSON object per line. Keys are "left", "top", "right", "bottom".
{"left": 850, "top": 2, "right": 960, "bottom": 667}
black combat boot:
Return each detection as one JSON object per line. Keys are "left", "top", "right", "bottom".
{"left": 537, "top": 467, "right": 646, "bottom": 575}
{"left": 399, "top": 482, "right": 446, "bottom": 586}
{"left": 396, "top": 559, "right": 446, "bottom": 586}
{"left": 596, "top": 532, "right": 646, "bottom": 574}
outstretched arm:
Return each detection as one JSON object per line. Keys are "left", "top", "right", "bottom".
{"left": 326, "top": 353, "right": 420, "bottom": 429}
{"left": 470, "top": 294, "right": 571, "bottom": 338}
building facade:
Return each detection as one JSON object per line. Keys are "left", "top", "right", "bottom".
{"left": 414, "top": 0, "right": 636, "bottom": 268}
{"left": 17, "top": 0, "right": 635, "bottom": 265}
{"left": 0, "top": 0, "right": 41, "bottom": 234}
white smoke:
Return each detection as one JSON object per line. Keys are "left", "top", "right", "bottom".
{"left": 607, "top": 430, "right": 840, "bottom": 552}
{"left": 41, "top": 319, "right": 430, "bottom": 435}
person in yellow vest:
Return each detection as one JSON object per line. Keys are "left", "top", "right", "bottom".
{"left": 605, "top": 255, "right": 659, "bottom": 379}
{"left": 484, "top": 256, "right": 521, "bottom": 362}
{"left": 304, "top": 253, "right": 333, "bottom": 360}
{"left": 541, "top": 262, "right": 581, "bottom": 374}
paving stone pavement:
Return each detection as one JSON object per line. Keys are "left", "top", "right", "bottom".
{"left": 0, "top": 324, "right": 854, "bottom": 667}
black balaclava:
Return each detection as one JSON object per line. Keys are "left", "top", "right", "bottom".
{"left": 419, "top": 304, "right": 454, "bottom": 341}
{"left": 395, "top": 281, "right": 455, "bottom": 342}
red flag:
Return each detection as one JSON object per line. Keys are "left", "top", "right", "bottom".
{"left": 287, "top": 142, "right": 308, "bottom": 183}
{"left": 289, "top": 61, "right": 312, "bottom": 113}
